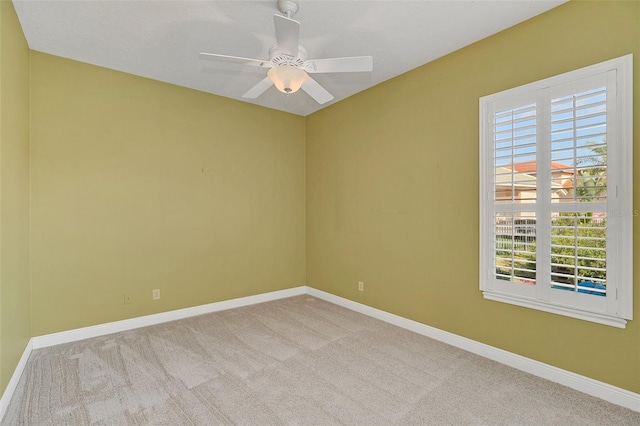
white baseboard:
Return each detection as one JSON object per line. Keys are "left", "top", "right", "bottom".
{"left": 0, "top": 338, "right": 33, "bottom": 422}
{"left": 1, "top": 286, "right": 305, "bottom": 421}
{"left": 32, "top": 286, "right": 306, "bottom": 349}
{"left": 305, "top": 287, "right": 640, "bottom": 413}
{"left": 3, "top": 285, "right": 638, "bottom": 417}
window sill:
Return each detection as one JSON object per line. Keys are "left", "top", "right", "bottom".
{"left": 482, "top": 291, "right": 627, "bottom": 329}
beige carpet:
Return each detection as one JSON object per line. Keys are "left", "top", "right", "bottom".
{"left": 3, "top": 295, "right": 639, "bottom": 425}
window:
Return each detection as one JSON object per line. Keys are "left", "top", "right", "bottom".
{"left": 479, "top": 55, "right": 633, "bottom": 328}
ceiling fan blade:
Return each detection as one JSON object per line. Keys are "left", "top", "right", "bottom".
{"left": 273, "top": 14, "right": 299, "bottom": 57}
{"left": 301, "top": 77, "right": 334, "bottom": 105}
{"left": 199, "top": 52, "right": 270, "bottom": 68}
{"left": 304, "top": 56, "right": 373, "bottom": 73}
{"left": 242, "top": 77, "right": 274, "bottom": 99}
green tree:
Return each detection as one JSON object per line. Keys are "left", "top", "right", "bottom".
{"left": 574, "top": 142, "right": 606, "bottom": 201}
{"left": 553, "top": 141, "right": 607, "bottom": 287}
{"left": 496, "top": 142, "right": 608, "bottom": 287}
{"left": 550, "top": 214, "right": 606, "bottom": 285}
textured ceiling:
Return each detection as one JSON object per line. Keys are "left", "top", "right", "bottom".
{"left": 14, "top": 0, "right": 566, "bottom": 116}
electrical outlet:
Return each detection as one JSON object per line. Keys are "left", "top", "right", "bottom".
{"left": 152, "top": 289, "right": 160, "bottom": 300}
{"left": 358, "top": 281, "right": 364, "bottom": 291}
{"left": 124, "top": 294, "right": 132, "bottom": 304}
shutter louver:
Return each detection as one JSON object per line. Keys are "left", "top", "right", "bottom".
{"left": 550, "top": 87, "right": 607, "bottom": 203}
{"left": 549, "top": 85, "right": 607, "bottom": 296}
{"left": 494, "top": 104, "right": 537, "bottom": 203}
{"left": 495, "top": 212, "right": 536, "bottom": 284}
{"left": 551, "top": 213, "right": 606, "bottom": 296}
{"left": 492, "top": 104, "right": 537, "bottom": 285}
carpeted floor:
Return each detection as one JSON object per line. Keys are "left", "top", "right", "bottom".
{"left": 3, "top": 295, "right": 639, "bottom": 425}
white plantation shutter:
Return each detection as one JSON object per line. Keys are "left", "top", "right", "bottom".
{"left": 550, "top": 84, "right": 608, "bottom": 203}
{"left": 494, "top": 103, "right": 537, "bottom": 204}
{"left": 550, "top": 213, "right": 607, "bottom": 293}
{"left": 490, "top": 101, "right": 538, "bottom": 298}
{"left": 480, "top": 55, "right": 633, "bottom": 327}
{"left": 547, "top": 76, "right": 609, "bottom": 313}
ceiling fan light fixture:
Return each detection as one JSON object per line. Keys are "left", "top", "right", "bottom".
{"left": 267, "top": 65, "right": 308, "bottom": 94}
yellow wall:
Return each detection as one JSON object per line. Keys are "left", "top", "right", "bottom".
{"left": 2, "top": 0, "right": 638, "bottom": 400}
{"left": 30, "top": 53, "right": 306, "bottom": 335}
{"left": 306, "top": 0, "right": 640, "bottom": 393}
{"left": 0, "top": 0, "right": 31, "bottom": 393}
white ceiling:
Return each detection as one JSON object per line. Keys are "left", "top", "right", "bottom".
{"left": 14, "top": 0, "right": 566, "bottom": 116}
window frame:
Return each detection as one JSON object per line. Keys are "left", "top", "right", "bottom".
{"left": 479, "top": 54, "right": 633, "bottom": 328}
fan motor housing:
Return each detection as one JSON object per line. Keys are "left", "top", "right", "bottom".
{"left": 269, "top": 45, "right": 307, "bottom": 67}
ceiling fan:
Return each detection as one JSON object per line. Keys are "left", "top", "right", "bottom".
{"left": 199, "top": 0, "right": 373, "bottom": 105}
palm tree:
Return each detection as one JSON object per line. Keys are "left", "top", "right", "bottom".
{"left": 574, "top": 141, "right": 606, "bottom": 201}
